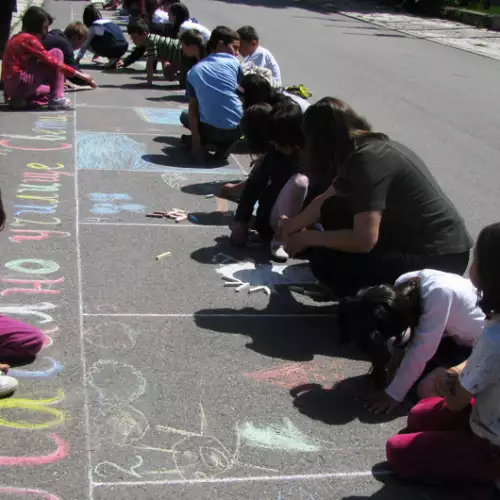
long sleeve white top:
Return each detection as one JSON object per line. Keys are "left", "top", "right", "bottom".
{"left": 385, "top": 269, "right": 485, "bottom": 402}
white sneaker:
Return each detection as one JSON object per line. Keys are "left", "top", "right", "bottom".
{"left": 0, "top": 373, "right": 18, "bottom": 397}
{"left": 48, "top": 97, "right": 72, "bottom": 110}
{"left": 271, "top": 244, "right": 289, "bottom": 262}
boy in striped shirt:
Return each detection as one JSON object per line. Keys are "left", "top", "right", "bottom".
{"left": 120, "top": 20, "right": 185, "bottom": 86}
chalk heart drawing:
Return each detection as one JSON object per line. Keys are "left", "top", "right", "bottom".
{"left": 96, "top": 404, "right": 278, "bottom": 481}
{"left": 95, "top": 404, "right": 149, "bottom": 447}
{"left": 88, "top": 360, "right": 146, "bottom": 403}
{"left": 161, "top": 173, "right": 188, "bottom": 189}
{"left": 238, "top": 418, "right": 321, "bottom": 452}
{"left": 217, "top": 261, "right": 317, "bottom": 292}
{"left": 85, "top": 321, "right": 139, "bottom": 351}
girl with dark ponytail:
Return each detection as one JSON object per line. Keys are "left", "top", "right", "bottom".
{"left": 337, "top": 269, "right": 485, "bottom": 414}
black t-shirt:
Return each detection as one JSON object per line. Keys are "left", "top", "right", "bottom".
{"left": 328, "top": 134, "right": 472, "bottom": 255}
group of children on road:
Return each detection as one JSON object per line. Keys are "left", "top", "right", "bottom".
{"left": 1, "top": 0, "right": 500, "bottom": 495}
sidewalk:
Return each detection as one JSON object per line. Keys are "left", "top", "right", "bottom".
{"left": 305, "top": 0, "right": 500, "bottom": 60}
{"left": 11, "top": 0, "right": 45, "bottom": 35}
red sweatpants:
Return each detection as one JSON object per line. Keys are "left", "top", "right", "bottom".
{"left": 386, "top": 397, "right": 500, "bottom": 485}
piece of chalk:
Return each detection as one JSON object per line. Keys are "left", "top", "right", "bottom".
{"left": 224, "top": 281, "right": 242, "bottom": 287}
{"left": 236, "top": 282, "right": 250, "bottom": 292}
{"left": 188, "top": 215, "right": 199, "bottom": 223}
{"left": 175, "top": 214, "right": 188, "bottom": 223}
{"left": 155, "top": 251, "right": 171, "bottom": 261}
{"left": 153, "top": 211, "right": 167, "bottom": 215}
{"left": 249, "top": 286, "right": 266, "bottom": 294}
{"left": 172, "top": 208, "right": 187, "bottom": 213}
{"left": 146, "top": 213, "right": 163, "bottom": 218}
{"left": 205, "top": 194, "right": 215, "bottom": 198}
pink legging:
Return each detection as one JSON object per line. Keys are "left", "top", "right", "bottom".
{"left": 0, "top": 315, "right": 44, "bottom": 362}
{"left": 386, "top": 397, "right": 500, "bottom": 485}
{"left": 4, "top": 48, "right": 65, "bottom": 104}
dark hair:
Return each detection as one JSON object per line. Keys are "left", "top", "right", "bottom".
{"left": 304, "top": 97, "right": 372, "bottom": 188}
{"left": 22, "top": 6, "right": 49, "bottom": 34}
{"left": 268, "top": 99, "right": 305, "bottom": 149}
{"left": 127, "top": 19, "right": 149, "bottom": 36}
{"left": 237, "top": 25, "right": 259, "bottom": 42}
{"left": 44, "top": 9, "right": 55, "bottom": 26}
{"left": 206, "top": 26, "right": 240, "bottom": 53}
{"left": 169, "top": 3, "right": 190, "bottom": 37}
{"left": 0, "top": 190, "right": 5, "bottom": 231}
{"left": 337, "top": 278, "right": 422, "bottom": 388}
{"left": 179, "top": 29, "right": 206, "bottom": 60}
{"left": 241, "top": 103, "right": 273, "bottom": 156}
{"left": 238, "top": 74, "right": 287, "bottom": 109}
{"left": 475, "top": 222, "right": 500, "bottom": 317}
{"left": 83, "top": 4, "right": 102, "bottom": 28}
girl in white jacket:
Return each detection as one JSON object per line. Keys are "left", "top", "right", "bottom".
{"left": 338, "top": 269, "right": 485, "bottom": 414}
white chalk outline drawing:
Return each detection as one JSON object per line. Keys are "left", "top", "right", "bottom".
{"left": 94, "top": 403, "right": 279, "bottom": 481}
{"left": 216, "top": 261, "right": 317, "bottom": 295}
{"left": 161, "top": 173, "right": 188, "bottom": 189}
{"left": 88, "top": 360, "right": 147, "bottom": 403}
{"left": 84, "top": 321, "right": 139, "bottom": 351}
{"left": 94, "top": 404, "right": 150, "bottom": 448}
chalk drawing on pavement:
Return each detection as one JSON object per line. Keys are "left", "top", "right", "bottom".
{"left": 238, "top": 418, "right": 321, "bottom": 452}
{"left": 243, "top": 361, "right": 334, "bottom": 390}
{"left": 135, "top": 108, "right": 184, "bottom": 125}
{"left": 88, "top": 192, "right": 147, "bottom": 216}
{"left": 216, "top": 261, "right": 317, "bottom": 293}
{"left": 85, "top": 321, "right": 139, "bottom": 350}
{"left": 76, "top": 132, "right": 241, "bottom": 174}
{"left": 88, "top": 360, "right": 147, "bottom": 403}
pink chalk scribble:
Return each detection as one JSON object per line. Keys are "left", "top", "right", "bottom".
{"left": 244, "top": 361, "right": 343, "bottom": 390}
{"left": 0, "top": 487, "right": 61, "bottom": 499}
{"left": 0, "top": 433, "right": 68, "bottom": 466}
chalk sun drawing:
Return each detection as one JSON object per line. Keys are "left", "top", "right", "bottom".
{"left": 85, "top": 321, "right": 139, "bottom": 350}
{"left": 88, "top": 360, "right": 147, "bottom": 403}
{"left": 216, "top": 261, "right": 317, "bottom": 294}
{"left": 76, "top": 132, "right": 241, "bottom": 174}
{"left": 238, "top": 418, "right": 321, "bottom": 452}
{"left": 96, "top": 404, "right": 278, "bottom": 481}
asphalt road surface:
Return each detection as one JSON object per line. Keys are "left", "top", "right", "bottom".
{"left": 0, "top": 0, "right": 499, "bottom": 499}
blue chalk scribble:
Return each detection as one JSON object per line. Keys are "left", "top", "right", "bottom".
{"left": 135, "top": 108, "right": 184, "bottom": 125}
{"left": 90, "top": 203, "right": 147, "bottom": 216}
{"left": 10, "top": 357, "right": 63, "bottom": 378}
{"left": 89, "top": 193, "right": 132, "bottom": 202}
{"left": 76, "top": 132, "right": 241, "bottom": 174}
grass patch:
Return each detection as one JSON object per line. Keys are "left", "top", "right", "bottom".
{"left": 445, "top": 0, "right": 500, "bottom": 15}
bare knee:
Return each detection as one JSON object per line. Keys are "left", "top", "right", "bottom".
{"left": 292, "top": 173, "right": 309, "bottom": 191}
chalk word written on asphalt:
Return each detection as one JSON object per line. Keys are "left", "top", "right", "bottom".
{"left": 0, "top": 114, "right": 72, "bottom": 498}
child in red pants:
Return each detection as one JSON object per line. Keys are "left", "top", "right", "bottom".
{"left": 386, "top": 222, "right": 500, "bottom": 489}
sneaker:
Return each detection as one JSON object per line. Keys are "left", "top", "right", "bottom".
{"left": 0, "top": 372, "right": 18, "bottom": 397}
{"left": 271, "top": 244, "right": 289, "bottom": 262}
{"left": 48, "top": 97, "right": 72, "bottom": 110}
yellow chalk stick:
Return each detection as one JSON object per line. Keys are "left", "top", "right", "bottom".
{"left": 155, "top": 252, "right": 171, "bottom": 261}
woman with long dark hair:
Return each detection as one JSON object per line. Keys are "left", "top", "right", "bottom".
{"left": 278, "top": 97, "right": 473, "bottom": 298}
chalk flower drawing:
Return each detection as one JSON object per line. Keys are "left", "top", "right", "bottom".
{"left": 88, "top": 360, "right": 147, "bottom": 403}
{"left": 216, "top": 261, "right": 317, "bottom": 294}
{"left": 238, "top": 418, "right": 321, "bottom": 452}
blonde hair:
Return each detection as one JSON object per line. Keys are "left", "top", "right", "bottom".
{"left": 64, "top": 21, "right": 88, "bottom": 41}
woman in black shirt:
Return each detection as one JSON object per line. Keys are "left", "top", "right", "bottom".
{"left": 279, "top": 97, "right": 472, "bottom": 297}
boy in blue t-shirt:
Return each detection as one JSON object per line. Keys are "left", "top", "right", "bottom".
{"left": 179, "top": 26, "right": 243, "bottom": 162}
